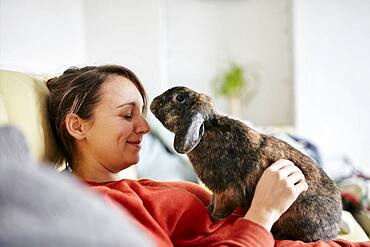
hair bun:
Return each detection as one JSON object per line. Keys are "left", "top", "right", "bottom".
{"left": 63, "top": 66, "right": 97, "bottom": 75}
{"left": 62, "top": 67, "right": 81, "bottom": 75}
{"left": 46, "top": 66, "right": 97, "bottom": 92}
{"left": 46, "top": 77, "right": 58, "bottom": 92}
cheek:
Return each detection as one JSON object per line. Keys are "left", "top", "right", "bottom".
{"left": 118, "top": 122, "right": 135, "bottom": 140}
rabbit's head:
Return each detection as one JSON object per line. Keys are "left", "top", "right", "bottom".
{"left": 150, "top": 86, "right": 214, "bottom": 154}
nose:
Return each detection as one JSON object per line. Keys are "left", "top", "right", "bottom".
{"left": 136, "top": 115, "right": 151, "bottom": 135}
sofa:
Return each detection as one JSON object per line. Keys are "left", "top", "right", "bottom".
{"left": 0, "top": 69, "right": 368, "bottom": 243}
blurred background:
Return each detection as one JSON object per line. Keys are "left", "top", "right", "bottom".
{"left": 0, "top": 0, "right": 369, "bottom": 176}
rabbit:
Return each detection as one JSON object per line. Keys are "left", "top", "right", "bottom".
{"left": 150, "top": 86, "right": 342, "bottom": 242}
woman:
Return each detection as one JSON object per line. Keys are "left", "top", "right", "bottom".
{"left": 47, "top": 65, "right": 364, "bottom": 247}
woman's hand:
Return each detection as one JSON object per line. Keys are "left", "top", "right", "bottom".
{"left": 244, "top": 159, "right": 308, "bottom": 231}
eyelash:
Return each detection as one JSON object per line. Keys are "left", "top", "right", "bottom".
{"left": 123, "top": 115, "right": 133, "bottom": 120}
{"left": 121, "top": 109, "right": 143, "bottom": 120}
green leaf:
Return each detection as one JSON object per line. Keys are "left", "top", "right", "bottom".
{"left": 214, "top": 64, "right": 246, "bottom": 97}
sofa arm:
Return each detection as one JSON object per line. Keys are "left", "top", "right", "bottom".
{"left": 338, "top": 210, "right": 369, "bottom": 242}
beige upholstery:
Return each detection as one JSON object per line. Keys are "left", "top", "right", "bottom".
{"left": 0, "top": 70, "right": 59, "bottom": 163}
{"left": 338, "top": 211, "right": 369, "bottom": 241}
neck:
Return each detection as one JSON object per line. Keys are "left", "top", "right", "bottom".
{"left": 72, "top": 166, "right": 120, "bottom": 183}
{"left": 71, "top": 153, "right": 121, "bottom": 183}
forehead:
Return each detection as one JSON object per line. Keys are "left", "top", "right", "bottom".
{"left": 99, "top": 75, "right": 143, "bottom": 107}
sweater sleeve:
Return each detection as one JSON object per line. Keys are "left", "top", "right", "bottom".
{"left": 209, "top": 219, "right": 274, "bottom": 247}
{"left": 139, "top": 180, "right": 275, "bottom": 246}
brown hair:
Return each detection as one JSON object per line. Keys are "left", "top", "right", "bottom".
{"left": 46, "top": 65, "right": 147, "bottom": 168}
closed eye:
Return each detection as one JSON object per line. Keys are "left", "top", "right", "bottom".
{"left": 120, "top": 114, "right": 133, "bottom": 120}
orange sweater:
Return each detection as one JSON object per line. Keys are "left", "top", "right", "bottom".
{"left": 87, "top": 179, "right": 369, "bottom": 247}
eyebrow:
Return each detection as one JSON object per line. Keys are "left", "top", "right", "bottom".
{"left": 117, "top": 102, "right": 136, "bottom": 108}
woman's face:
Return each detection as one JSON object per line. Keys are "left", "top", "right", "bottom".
{"left": 82, "top": 75, "right": 150, "bottom": 173}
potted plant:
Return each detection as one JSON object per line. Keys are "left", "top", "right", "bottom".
{"left": 212, "top": 63, "right": 256, "bottom": 117}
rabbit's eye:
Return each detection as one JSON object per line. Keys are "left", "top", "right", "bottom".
{"left": 176, "top": 94, "right": 185, "bottom": 103}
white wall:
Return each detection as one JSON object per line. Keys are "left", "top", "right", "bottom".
{"left": 293, "top": 0, "right": 370, "bottom": 174}
{"left": 0, "top": 0, "right": 85, "bottom": 74}
{"left": 83, "top": 0, "right": 168, "bottom": 99}
{"left": 167, "top": 0, "right": 294, "bottom": 125}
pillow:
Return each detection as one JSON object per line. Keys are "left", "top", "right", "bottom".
{"left": 0, "top": 95, "right": 8, "bottom": 124}
{"left": 0, "top": 70, "right": 59, "bottom": 163}
{"left": 0, "top": 125, "right": 154, "bottom": 246}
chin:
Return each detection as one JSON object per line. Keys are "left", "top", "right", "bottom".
{"left": 118, "top": 151, "right": 140, "bottom": 167}
{"left": 121, "top": 157, "right": 140, "bottom": 169}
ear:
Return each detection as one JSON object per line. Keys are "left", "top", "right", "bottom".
{"left": 174, "top": 112, "right": 205, "bottom": 154}
{"left": 65, "top": 113, "right": 86, "bottom": 140}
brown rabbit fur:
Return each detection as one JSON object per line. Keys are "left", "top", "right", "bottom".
{"left": 150, "top": 86, "right": 342, "bottom": 242}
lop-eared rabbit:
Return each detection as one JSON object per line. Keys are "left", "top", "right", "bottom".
{"left": 150, "top": 86, "right": 342, "bottom": 242}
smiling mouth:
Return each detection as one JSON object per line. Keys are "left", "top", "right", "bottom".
{"left": 127, "top": 141, "right": 142, "bottom": 148}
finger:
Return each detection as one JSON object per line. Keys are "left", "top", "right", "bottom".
{"left": 269, "top": 159, "right": 294, "bottom": 171}
{"left": 287, "top": 171, "right": 306, "bottom": 186}
{"left": 279, "top": 164, "right": 303, "bottom": 178}
{"left": 294, "top": 180, "right": 309, "bottom": 194}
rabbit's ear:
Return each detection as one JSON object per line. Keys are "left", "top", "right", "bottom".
{"left": 174, "top": 112, "right": 205, "bottom": 154}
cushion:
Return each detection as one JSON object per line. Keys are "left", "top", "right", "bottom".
{"left": 0, "top": 94, "right": 8, "bottom": 124}
{"left": 0, "top": 70, "right": 59, "bottom": 163}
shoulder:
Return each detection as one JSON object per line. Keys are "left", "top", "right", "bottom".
{"left": 86, "top": 179, "right": 211, "bottom": 205}
{"left": 139, "top": 179, "right": 211, "bottom": 203}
